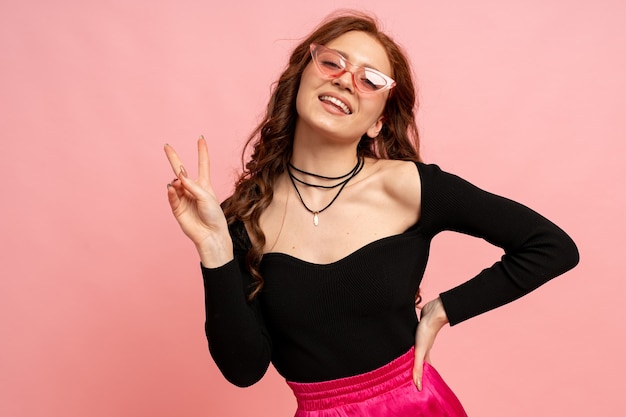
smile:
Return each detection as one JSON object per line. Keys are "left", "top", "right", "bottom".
{"left": 319, "top": 95, "right": 352, "bottom": 115}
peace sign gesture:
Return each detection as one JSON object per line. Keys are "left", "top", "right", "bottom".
{"left": 164, "top": 137, "right": 233, "bottom": 267}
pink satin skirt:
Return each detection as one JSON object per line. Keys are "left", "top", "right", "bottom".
{"left": 287, "top": 347, "right": 468, "bottom": 417}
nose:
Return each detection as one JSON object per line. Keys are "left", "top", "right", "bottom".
{"left": 332, "top": 70, "right": 355, "bottom": 93}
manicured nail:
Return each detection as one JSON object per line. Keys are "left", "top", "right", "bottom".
{"left": 416, "top": 379, "right": 422, "bottom": 391}
{"left": 180, "top": 165, "right": 188, "bottom": 178}
{"left": 199, "top": 134, "right": 204, "bottom": 140}
{"left": 166, "top": 183, "right": 172, "bottom": 188}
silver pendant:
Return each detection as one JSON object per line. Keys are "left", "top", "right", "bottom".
{"left": 313, "top": 212, "right": 319, "bottom": 226}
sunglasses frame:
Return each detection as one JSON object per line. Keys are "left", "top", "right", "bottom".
{"left": 309, "top": 43, "right": 396, "bottom": 94}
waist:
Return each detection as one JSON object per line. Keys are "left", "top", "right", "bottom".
{"left": 286, "top": 347, "right": 415, "bottom": 411}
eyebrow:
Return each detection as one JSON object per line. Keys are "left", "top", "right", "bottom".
{"left": 332, "top": 48, "right": 382, "bottom": 72}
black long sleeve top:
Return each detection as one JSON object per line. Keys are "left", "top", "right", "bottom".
{"left": 201, "top": 162, "right": 579, "bottom": 386}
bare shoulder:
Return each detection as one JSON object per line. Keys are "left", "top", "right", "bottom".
{"left": 368, "top": 159, "right": 421, "bottom": 210}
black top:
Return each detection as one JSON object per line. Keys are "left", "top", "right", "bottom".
{"left": 201, "top": 162, "right": 579, "bottom": 386}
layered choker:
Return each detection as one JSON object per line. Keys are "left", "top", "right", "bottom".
{"left": 287, "top": 156, "right": 364, "bottom": 226}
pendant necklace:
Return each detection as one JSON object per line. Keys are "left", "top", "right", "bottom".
{"left": 287, "top": 156, "right": 364, "bottom": 226}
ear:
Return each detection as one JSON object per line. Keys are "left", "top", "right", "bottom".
{"left": 366, "top": 115, "right": 385, "bottom": 138}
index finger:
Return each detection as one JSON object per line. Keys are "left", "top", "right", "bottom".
{"left": 164, "top": 143, "right": 185, "bottom": 176}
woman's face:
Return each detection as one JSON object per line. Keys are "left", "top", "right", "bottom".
{"left": 295, "top": 31, "right": 392, "bottom": 143}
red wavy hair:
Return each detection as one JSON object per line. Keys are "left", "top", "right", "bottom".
{"left": 222, "top": 11, "right": 421, "bottom": 301}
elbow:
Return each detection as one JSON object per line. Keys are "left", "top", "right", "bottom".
{"left": 549, "top": 229, "right": 580, "bottom": 276}
{"left": 524, "top": 225, "right": 580, "bottom": 281}
{"left": 563, "top": 242, "right": 580, "bottom": 272}
{"left": 218, "top": 359, "right": 269, "bottom": 388}
{"left": 559, "top": 231, "right": 579, "bottom": 272}
{"left": 223, "top": 369, "right": 265, "bottom": 388}
{"left": 209, "top": 343, "right": 271, "bottom": 388}
{"left": 565, "top": 240, "right": 580, "bottom": 272}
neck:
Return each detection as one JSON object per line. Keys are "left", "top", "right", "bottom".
{"left": 291, "top": 133, "right": 361, "bottom": 178}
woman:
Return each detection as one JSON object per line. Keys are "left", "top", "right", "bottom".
{"left": 164, "top": 12, "right": 579, "bottom": 417}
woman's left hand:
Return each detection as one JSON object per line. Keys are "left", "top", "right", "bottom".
{"left": 413, "top": 297, "right": 449, "bottom": 391}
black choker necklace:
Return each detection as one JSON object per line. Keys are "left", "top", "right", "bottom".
{"left": 288, "top": 161, "right": 358, "bottom": 181}
{"left": 287, "top": 157, "right": 364, "bottom": 226}
{"left": 288, "top": 157, "right": 363, "bottom": 189}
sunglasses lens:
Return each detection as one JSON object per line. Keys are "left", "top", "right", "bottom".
{"left": 316, "top": 51, "right": 345, "bottom": 76}
{"left": 357, "top": 69, "right": 389, "bottom": 92}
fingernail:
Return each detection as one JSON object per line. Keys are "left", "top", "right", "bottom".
{"left": 416, "top": 379, "right": 422, "bottom": 391}
{"left": 199, "top": 134, "right": 204, "bottom": 140}
{"left": 166, "top": 183, "right": 172, "bottom": 188}
{"left": 180, "top": 165, "right": 188, "bottom": 178}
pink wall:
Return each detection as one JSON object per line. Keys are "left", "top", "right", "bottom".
{"left": 1, "top": 0, "right": 624, "bottom": 415}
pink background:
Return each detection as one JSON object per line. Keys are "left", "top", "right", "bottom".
{"left": 1, "top": 0, "right": 624, "bottom": 415}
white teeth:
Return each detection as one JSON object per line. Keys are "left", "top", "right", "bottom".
{"left": 320, "top": 95, "right": 351, "bottom": 114}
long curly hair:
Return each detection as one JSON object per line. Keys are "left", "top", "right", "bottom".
{"left": 222, "top": 11, "right": 422, "bottom": 301}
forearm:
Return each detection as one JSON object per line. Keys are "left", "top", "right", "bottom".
{"left": 202, "top": 258, "right": 271, "bottom": 387}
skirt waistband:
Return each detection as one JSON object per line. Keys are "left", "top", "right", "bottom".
{"left": 286, "top": 348, "right": 415, "bottom": 411}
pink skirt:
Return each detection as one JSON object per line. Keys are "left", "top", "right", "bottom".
{"left": 286, "top": 347, "right": 467, "bottom": 417}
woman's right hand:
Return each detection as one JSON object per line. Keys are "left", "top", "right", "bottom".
{"left": 164, "top": 137, "right": 233, "bottom": 267}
